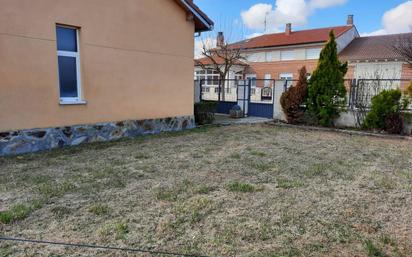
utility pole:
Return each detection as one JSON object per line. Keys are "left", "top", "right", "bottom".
{"left": 264, "top": 11, "right": 269, "bottom": 33}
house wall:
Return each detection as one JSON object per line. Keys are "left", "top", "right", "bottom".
{"left": 401, "top": 64, "right": 412, "bottom": 89}
{"left": 346, "top": 61, "right": 412, "bottom": 90}
{"left": 242, "top": 26, "right": 358, "bottom": 84}
{"left": 336, "top": 27, "right": 359, "bottom": 53}
{"left": 0, "top": 0, "right": 195, "bottom": 132}
{"left": 245, "top": 59, "right": 319, "bottom": 86}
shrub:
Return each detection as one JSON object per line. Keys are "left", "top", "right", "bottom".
{"left": 307, "top": 31, "right": 348, "bottom": 126}
{"left": 363, "top": 89, "right": 402, "bottom": 133}
{"left": 194, "top": 101, "right": 217, "bottom": 125}
{"left": 385, "top": 113, "right": 403, "bottom": 135}
{"left": 280, "top": 66, "right": 308, "bottom": 123}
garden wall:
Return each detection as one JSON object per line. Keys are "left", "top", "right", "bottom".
{"left": 0, "top": 116, "right": 195, "bottom": 156}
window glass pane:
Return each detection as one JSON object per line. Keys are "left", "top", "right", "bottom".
{"left": 306, "top": 48, "right": 321, "bottom": 60}
{"left": 56, "top": 26, "right": 77, "bottom": 52}
{"left": 281, "top": 51, "right": 294, "bottom": 61}
{"left": 58, "top": 56, "right": 78, "bottom": 98}
{"left": 280, "top": 73, "right": 293, "bottom": 80}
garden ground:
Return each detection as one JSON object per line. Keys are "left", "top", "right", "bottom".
{"left": 0, "top": 124, "right": 411, "bottom": 257}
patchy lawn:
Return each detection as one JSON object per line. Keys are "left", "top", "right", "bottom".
{"left": 0, "top": 124, "right": 412, "bottom": 257}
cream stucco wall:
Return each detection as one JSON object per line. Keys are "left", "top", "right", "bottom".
{"left": 0, "top": 0, "right": 195, "bottom": 132}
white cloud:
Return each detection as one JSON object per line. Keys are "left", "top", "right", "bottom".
{"left": 363, "top": 1, "right": 412, "bottom": 36}
{"left": 194, "top": 37, "right": 216, "bottom": 59}
{"left": 309, "top": 0, "right": 347, "bottom": 9}
{"left": 241, "top": 0, "right": 348, "bottom": 34}
{"left": 246, "top": 32, "right": 265, "bottom": 39}
{"left": 241, "top": 3, "right": 273, "bottom": 31}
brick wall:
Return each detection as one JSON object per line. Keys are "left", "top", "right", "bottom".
{"left": 401, "top": 64, "right": 412, "bottom": 90}
{"left": 244, "top": 60, "right": 318, "bottom": 87}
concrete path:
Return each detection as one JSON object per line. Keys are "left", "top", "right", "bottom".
{"left": 213, "top": 114, "right": 272, "bottom": 125}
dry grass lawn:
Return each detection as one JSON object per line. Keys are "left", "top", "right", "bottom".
{"left": 0, "top": 124, "right": 412, "bottom": 257}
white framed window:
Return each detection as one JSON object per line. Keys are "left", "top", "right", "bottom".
{"left": 280, "top": 73, "right": 293, "bottom": 80}
{"left": 247, "top": 52, "right": 265, "bottom": 62}
{"left": 264, "top": 74, "right": 271, "bottom": 86}
{"left": 280, "top": 50, "right": 295, "bottom": 61}
{"left": 265, "top": 52, "right": 273, "bottom": 62}
{"left": 235, "top": 73, "right": 243, "bottom": 80}
{"left": 195, "top": 69, "right": 219, "bottom": 86}
{"left": 245, "top": 74, "right": 257, "bottom": 87}
{"left": 306, "top": 48, "right": 321, "bottom": 60}
{"left": 56, "top": 25, "right": 84, "bottom": 104}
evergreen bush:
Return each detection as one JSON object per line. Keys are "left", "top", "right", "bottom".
{"left": 307, "top": 31, "right": 348, "bottom": 126}
{"left": 280, "top": 66, "right": 308, "bottom": 124}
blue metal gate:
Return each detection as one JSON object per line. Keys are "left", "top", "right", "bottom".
{"left": 198, "top": 79, "right": 237, "bottom": 115}
{"left": 248, "top": 102, "right": 274, "bottom": 118}
{"left": 216, "top": 101, "right": 237, "bottom": 114}
{"left": 197, "top": 78, "right": 278, "bottom": 119}
{"left": 246, "top": 80, "right": 275, "bottom": 119}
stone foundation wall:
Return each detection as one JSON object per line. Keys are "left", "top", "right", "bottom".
{"left": 0, "top": 116, "right": 195, "bottom": 156}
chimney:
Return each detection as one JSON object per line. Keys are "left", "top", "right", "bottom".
{"left": 347, "top": 15, "right": 354, "bottom": 26}
{"left": 217, "top": 32, "right": 224, "bottom": 47}
{"left": 285, "top": 23, "right": 292, "bottom": 35}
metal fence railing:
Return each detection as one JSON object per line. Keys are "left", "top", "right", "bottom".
{"left": 194, "top": 78, "right": 412, "bottom": 110}
{"left": 348, "top": 79, "right": 411, "bottom": 110}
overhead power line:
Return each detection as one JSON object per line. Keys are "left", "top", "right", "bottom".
{"left": 0, "top": 237, "right": 211, "bottom": 257}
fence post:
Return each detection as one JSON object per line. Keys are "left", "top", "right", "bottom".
{"left": 349, "top": 79, "right": 355, "bottom": 109}
{"left": 199, "top": 79, "right": 203, "bottom": 102}
{"left": 218, "top": 79, "right": 221, "bottom": 102}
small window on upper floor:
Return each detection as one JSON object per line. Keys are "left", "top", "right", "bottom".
{"left": 265, "top": 52, "right": 273, "bottom": 62}
{"left": 306, "top": 48, "right": 322, "bottom": 60}
{"left": 280, "top": 50, "right": 295, "bottom": 61}
{"left": 280, "top": 73, "right": 293, "bottom": 80}
{"left": 56, "top": 25, "right": 84, "bottom": 105}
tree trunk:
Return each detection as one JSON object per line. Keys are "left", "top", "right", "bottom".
{"left": 220, "top": 75, "right": 226, "bottom": 102}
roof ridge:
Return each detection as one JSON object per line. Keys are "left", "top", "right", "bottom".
{"left": 225, "top": 25, "right": 353, "bottom": 50}
{"left": 360, "top": 32, "right": 412, "bottom": 39}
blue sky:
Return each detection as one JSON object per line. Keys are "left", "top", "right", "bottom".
{"left": 194, "top": 0, "right": 412, "bottom": 42}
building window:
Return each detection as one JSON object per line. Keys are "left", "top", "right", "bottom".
{"left": 280, "top": 50, "right": 295, "bottom": 61}
{"left": 280, "top": 73, "right": 293, "bottom": 80}
{"left": 247, "top": 52, "right": 265, "bottom": 62}
{"left": 235, "top": 73, "right": 243, "bottom": 80}
{"left": 195, "top": 69, "right": 220, "bottom": 86}
{"left": 306, "top": 48, "right": 321, "bottom": 60}
{"left": 265, "top": 52, "right": 273, "bottom": 62}
{"left": 264, "top": 74, "right": 271, "bottom": 86}
{"left": 245, "top": 74, "right": 257, "bottom": 87}
{"left": 56, "top": 25, "right": 83, "bottom": 104}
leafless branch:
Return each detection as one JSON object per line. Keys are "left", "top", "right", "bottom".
{"left": 393, "top": 35, "right": 412, "bottom": 66}
{"left": 196, "top": 32, "right": 246, "bottom": 100}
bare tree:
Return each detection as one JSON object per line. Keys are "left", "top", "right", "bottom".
{"left": 195, "top": 32, "right": 246, "bottom": 100}
{"left": 393, "top": 34, "right": 412, "bottom": 66}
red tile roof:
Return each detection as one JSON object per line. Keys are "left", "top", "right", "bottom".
{"left": 195, "top": 56, "right": 248, "bottom": 66}
{"left": 339, "top": 33, "right": 412, "bottom": 61}
{"left": 230, "top": 26, "right": 354, "bottom": 50}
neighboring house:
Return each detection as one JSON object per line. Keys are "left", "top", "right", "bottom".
{"left": 339, "top": 33, "right": 412, "bottom": 89}
{"left": 196, "top": 15, "right": 359, "bottom": 87}
{"left": 0, "top": 0, "right": 213, "bottom": 156}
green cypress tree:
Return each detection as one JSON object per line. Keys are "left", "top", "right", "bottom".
{"left": 307, "top": 31, "right": 348, "bottom": 126}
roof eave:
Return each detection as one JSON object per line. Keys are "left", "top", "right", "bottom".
{"left": 178, "top": 0, "right": 214, "bottom": 32}
{"left": 238, "top": 41, "right": 327, "bottom": 51}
